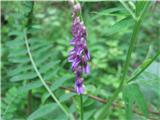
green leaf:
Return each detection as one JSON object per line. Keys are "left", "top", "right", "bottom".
{"left": 145, "top": 61, "right": 160, "bottom": 77}
{"left": 128, "top": 58, "right": 152, "bottom": 82}
{"left": 8, "top": 64, "right": 32, "bottom": 76}
{"left": 35, "top": 53, "right": 52, "bottom": 65}
{"left": 43, "top": 68, "right": 60, "bottom": 80}
{"left": 128, "top": 52, "right": 160, "bottom": 82}
{"left": 10, "top": 72, "right": 37, "bottom": 82}
{"left": 123, "top": 83, "right": 148, "bottom": 120}
{"left": 91, "top": 7, "right": 128, "bottom": 20}
{"left": 39, "top": 60, "right": 60, "bottom": 73}
{"left": 6, "top": 37, "right": 25, "bottom": 47}
{"left": 59, "top": 93, "right": 75, "bottom": 102}
{"left": 135, "top": 62, "right": 160, "bottom": 106}
{"left": 27, "top": 103, "right": 58, "bottom": 120}
{"left": 19, "top": 80, "right": 42, "bottom": 92}
{"left": 84, "top": 109, "right": 96, "bottom": 120}
{"left": 9, "top": 56, "right": 30, "bottom": 63}
{"left": 106, "top": 17, "right": 133, "bottom": 36}
{"left": 1, "top": 87, "right": 26, "bottom": 120}
{"left": 136, "top": 1, "right": 146, "bottom": 16}
{"left": 50, "top": 77, "right": 66, "bottom": 91}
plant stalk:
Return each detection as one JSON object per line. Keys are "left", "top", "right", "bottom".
{"left": 80, "top": 94, "right": 83, "bottom": 120}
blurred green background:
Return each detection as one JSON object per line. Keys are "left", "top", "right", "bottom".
{"left": 1, "top": 1, "right": 160, "bottom": 120}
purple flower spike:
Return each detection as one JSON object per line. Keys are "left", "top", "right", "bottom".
{"left": 68, "top": 2, "right": 90, "bottom": 94}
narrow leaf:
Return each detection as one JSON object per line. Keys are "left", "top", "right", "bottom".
{"left": 27, "top": 103, "right": 58, "bottom": 120}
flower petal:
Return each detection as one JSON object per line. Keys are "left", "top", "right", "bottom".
{"left": 83, "top": 64, "right": 90, "bottom": 74}
{"left": 72, "top": 57, "right": 80, "bottom": 70}
{"left": 86, "top": 50, "right": 90, "bottom": 60}
{"left": 68, "top": 54, "right": 76, "bottom": 62}
{"left": 76, "top": 86, "right": 84, "bottom": 94}
{"left": 77, "top": 47, "right": 83, "bottom": 55}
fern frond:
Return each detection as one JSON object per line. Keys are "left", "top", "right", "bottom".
{"left": 1, "top": 87, "right": 25, "bottom": 120}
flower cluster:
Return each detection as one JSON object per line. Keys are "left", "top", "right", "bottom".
{"left": 68, "top": 2, "right": 90, "bottom": 94}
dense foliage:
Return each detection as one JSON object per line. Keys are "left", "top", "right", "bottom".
{"left": 1, "top": 1, "right": 160, "bottom": 120}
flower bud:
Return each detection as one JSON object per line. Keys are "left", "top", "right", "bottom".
{"left": 73, "top": 3, "right": 81, "bottom": 13}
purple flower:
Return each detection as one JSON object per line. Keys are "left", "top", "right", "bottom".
{"left": 68, "top": 2, "right": 90, "bottom": 94}
{"left": 75, "top": 77, "right": 84, "bottom": 95}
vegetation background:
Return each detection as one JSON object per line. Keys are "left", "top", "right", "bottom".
{"left": 1, "top": 1, "right": 160, "bottom": 120}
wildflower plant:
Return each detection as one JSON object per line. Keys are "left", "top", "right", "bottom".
{"left": 67, "top": 1, "right": 91, "bottom": 119}
{"left": 1, "top": 1, "right": 160, "bottom": 120}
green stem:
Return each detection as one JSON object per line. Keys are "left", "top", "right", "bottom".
{"left": 95, "top": 2, "right": 151, "bottom": 119}
{"left": 80, "top": 94, "right": 83, "bottom": 120}
{"left": 128, "top": 51, "right": 160, "bottom": 83}
{"left": 24, "top": 30, "right": 70, "bottom": 118}
{"left": 106, "top": 11, "right": 142, "bottom": 113}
